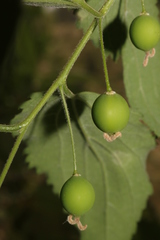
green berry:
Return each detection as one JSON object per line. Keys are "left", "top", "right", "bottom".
{"left": 129, "top": 15, "right": 160, "bottom": 51}
{"left": 91, "top": 92, "right": 130, "bottom": 134}
{"left": 60, "top": 175, "right": 95, "bottom": 217}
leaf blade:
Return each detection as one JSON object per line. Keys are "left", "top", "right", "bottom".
{"left": 18, "top": 91, "right": 155, "bottom": 240}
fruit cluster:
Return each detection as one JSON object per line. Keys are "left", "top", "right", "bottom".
{"left": 59, "top": 4, "right": 160, "bottom": 232}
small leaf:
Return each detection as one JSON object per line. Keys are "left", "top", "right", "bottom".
{"left": 20, "top": 91, "right": 154, "bottom": 240}
{"left": 11, "top": 92, "right": 43, "bottom": 138}
{"left": 23, "top": 0, "right": 79, "bottom": 8}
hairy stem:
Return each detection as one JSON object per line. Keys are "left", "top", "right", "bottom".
{"left": 71, "top": 0, "right": 103, "bottom": 18}
{"left": 99, "top": 18, "right": 112, "bottom": 92}
{"left": 100, "top": 0, "right": 116, "bottom": 16}
{"left": 140, "top": 0, "right": 147, "bottom": 14}
{"left": 59, "top": 86, "right": 78, "bottom": 174}
{"left": 0, "top": 127, "right": 27, "bottom": 188}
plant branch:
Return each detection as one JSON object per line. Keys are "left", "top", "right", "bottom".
{"left": 0, "top": 18, "right": 98, "bottom": 133}
{"left": 0, "top": 0, "right": 116, "bottom": 187}
{"left": 0, "top": 127, "right": 27, "bottom": 188}
{"left": 16, "top": 18, "right": 98, "bottom": 127}
{"left": 99, "top": 0, "right": 116, "bottom": 16}
{"left": 0, "top": 0, "right": 116, "bottom": 133}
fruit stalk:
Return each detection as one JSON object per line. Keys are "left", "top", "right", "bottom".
{"left": 98, "top": 18, "right": 112, "bottom": 92}
{"left": 140, "top": 0, "right": 147, "bottom": 14}
{"left": 59, "top": 86, "right": 78, "bottom": 174}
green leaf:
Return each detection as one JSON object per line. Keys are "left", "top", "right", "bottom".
{"left": 11, "top": 92, "right": 43, "bottom": 138}
{"left": 122, "top": 0, "right": 160, "bottom": 136}
{"left": 18, "top": 91, "right": 154, "bottom": 240}
{"left": 22, "top": 0, "right": 79, "bottom": 8}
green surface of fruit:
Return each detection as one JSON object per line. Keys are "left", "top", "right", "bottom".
{"left": 91, "top": 92, "right": 130, "bottom": 134}
{"left": 129, "top": 15, "right": 160, "bottom": 51}
{"left": 60, "top": 175, "right": 95, "bottom": 217}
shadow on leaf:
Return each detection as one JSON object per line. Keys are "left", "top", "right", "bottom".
{"left": 103, "top": 0, "right": 127, "bottom": 60}
{"left": 42, "top": 95, "right": 85, "bottom": 136}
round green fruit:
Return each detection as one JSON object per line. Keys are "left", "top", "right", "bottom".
{"left": 129, "top": 15, "right": 160, "bottom": 51}
{"left": 60, "top": 175, "right": 95, "bottom": 217}
{"left": 91, "top": 92, "right": 130, "bottom": 134}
